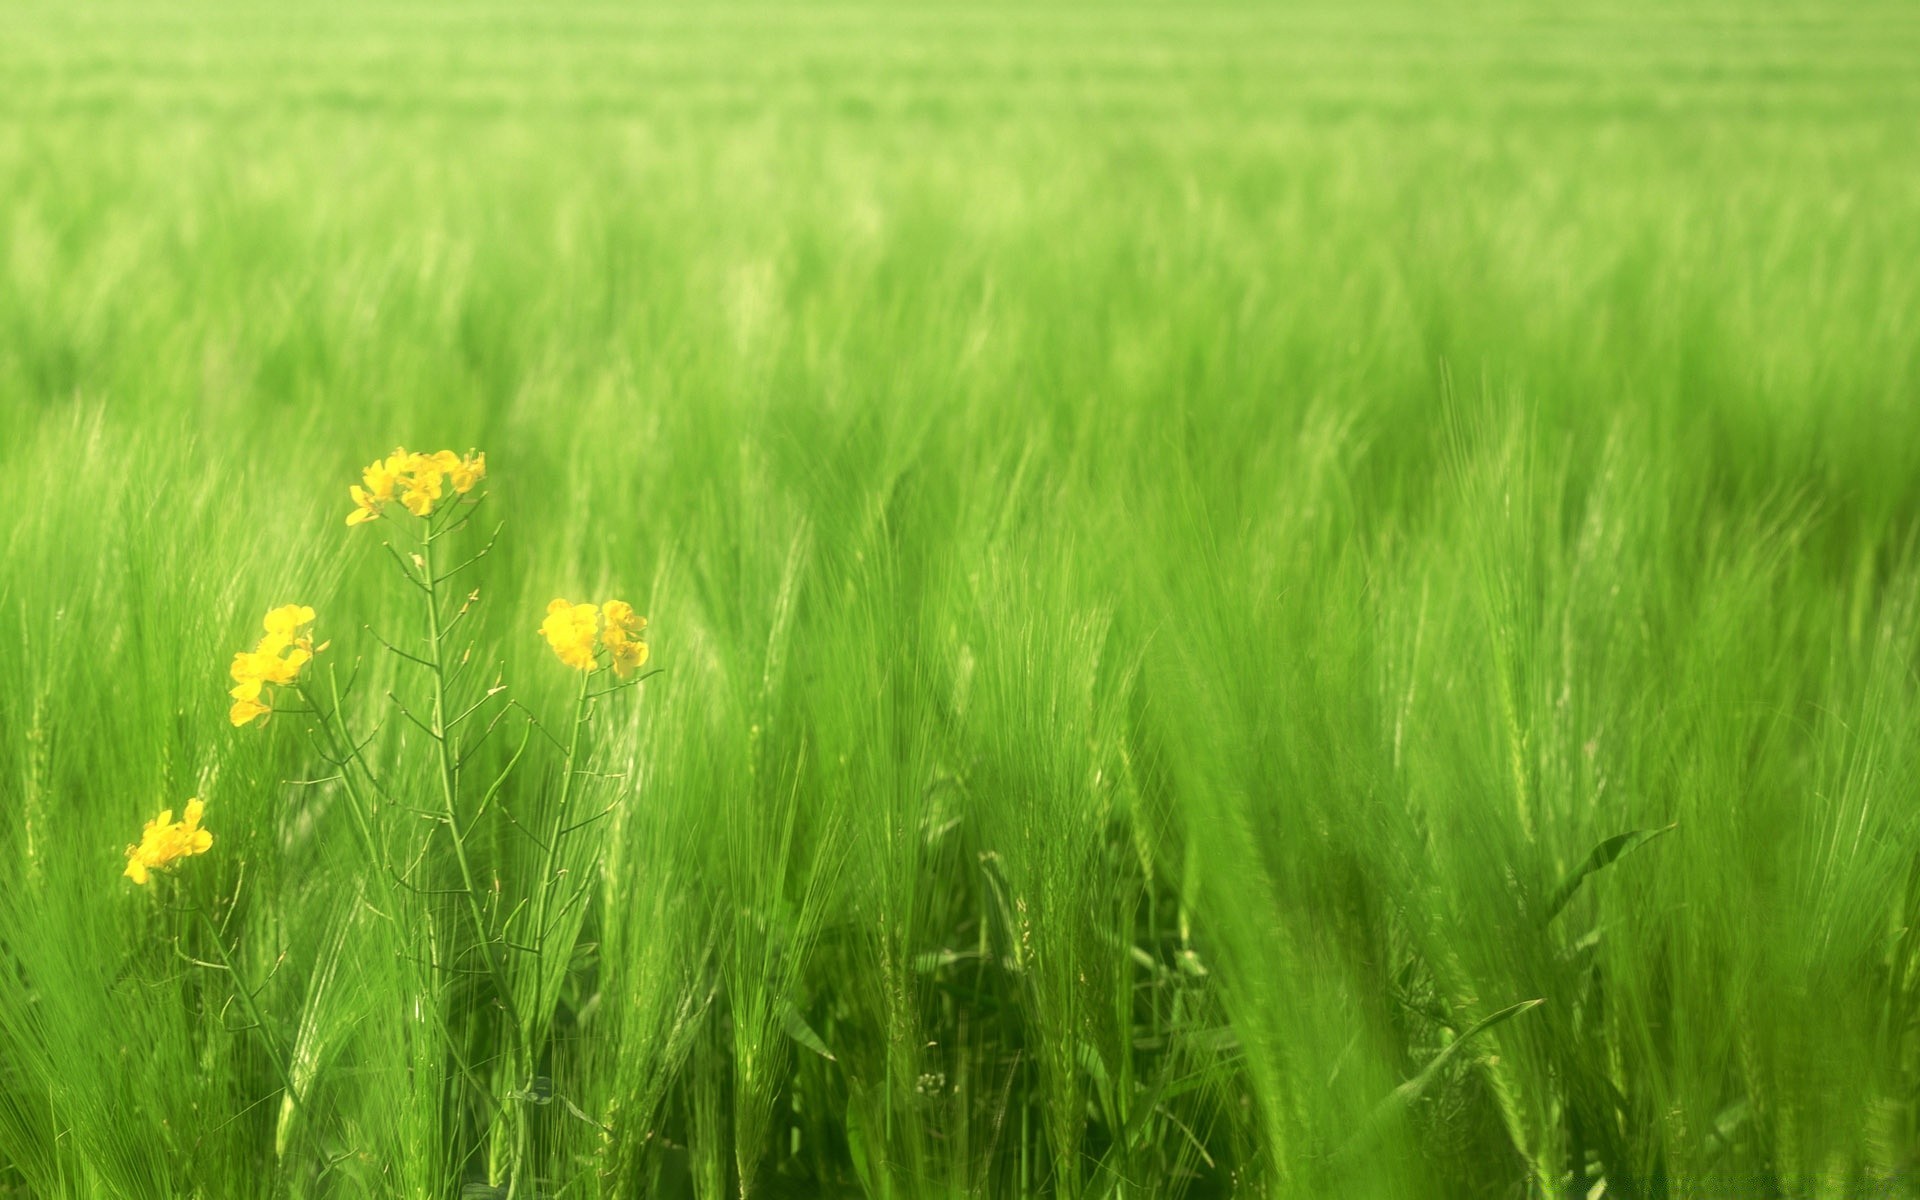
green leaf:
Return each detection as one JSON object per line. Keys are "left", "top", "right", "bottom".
{"left": 1545, "top": 824, "right": 1676, "bottom": 921}
{"left": 1391, "top": 997, "right": 1544, "bottom": 1106}
{"left": 1333, "top": 997, "right": 1545, "bottom": 1168}
{"left": 779, "top": 998, "right": 836, "bottom": 1062}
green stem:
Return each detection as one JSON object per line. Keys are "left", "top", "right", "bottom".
{"left": 300, "top": 678, "right": 379, "bottom": 868}
{"left": 421, "top": 523, "right": 529, "bottom": 1195}
{"left": 196, "top": 904, "right": 301, "bottom": 1118}
{"left": 299, "top": 676, "right": 508, "bottom": 1122}
{"left": 530, "top": 671, "right": 592, "bottom": 1017}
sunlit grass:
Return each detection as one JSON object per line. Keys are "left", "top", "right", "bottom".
{"left": 3, "top": 1, "right": 1920, "bottom": 1197}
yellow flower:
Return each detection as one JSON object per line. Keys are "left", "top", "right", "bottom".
{"left": 601, "top": 601, "right": 649, "bottom": 678}
{"left": 606, "top": 631, "right": 649, "bottom": 679}
{"left": 400, "top": 474, "right": 443, "bottom": 517}
{"left": 124, "top": 798, "right": 213, "bottom": 885}
{"left": 398, "top": 452, "right": 450, "bottom": 516}
{"left": 229, "top": 605, "right": 321, "bottom": 727}
{"left": 346, "top": 447, "right": 484, "bottom": 526}
{"left": 345, "top": 449, "right": 410, "bottom": 526}
{"left": 538, "top": 598, "right": 650, "bottom": 676}
{"left": 366, "top": 451, "right": 407, "bottom": 500}
{"left": 263, "top": 604, "right": 316, "bottom": 641}
{"left": 449, "top": 450, "right": 486, "bottom": 494}
{"left": 602, "top": 601, "right": 643, "bottom": 637}
{"left": 228, "top": 695, "right": 271, "bottom": 727}
{"left": 539, "top": 599, "right": 601, "bottom": 672}
{"left": 347, "top": 485, "right": 382, "bottom": 526}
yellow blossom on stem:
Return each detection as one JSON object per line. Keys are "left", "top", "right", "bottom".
{"left": 263, "top": 604, "right": 316, "bottom": 642}
{"left": 229, "top": 694, "right": 272, "bottom": 726}
{"left": 601, "top": 601, "right": 650, "bottom": 678}
{"left": 449, "top": 450, "right": 486, "bottom": 494}
{"left": 345, "top": 449, "right": 410, "bottom": 526}
{"left": 364, "top": 451, "right": 404, "bottom": 500}
{"left": 601, "top": 600, "right": 643, "bottom": 638}
{"left": 605, "top": 633, "right": 648, "bottom": 679}
{"left": 124, "top": 798, "right": 213, "bottom": 885}
{"left": 229, "top": 604, "right": 323, "bottom": 727}
{"left": 344, "top": 446, "right": 485, "bottom": 525}
{"left": 400, "top": 470, "right": 444, "bottom": 517}
{"left": 346, "top": 485, "right": 382, "bottom": 526}
{"left": 539, "top": 599, "right": 601, "bottom": 671}
{"left": 538, "top": 598, "right": 649, "bottom": 676}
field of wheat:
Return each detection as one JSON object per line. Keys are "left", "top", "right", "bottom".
{"left": 3, "top": 3, "right": 1920, "bottom": 1197}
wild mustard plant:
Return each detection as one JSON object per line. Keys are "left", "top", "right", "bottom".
{"left": 109, "top": 443, "right": 652, "bottom": 1196}
{"left": 331, "top": 448, "right": 650, "bottom": 1197}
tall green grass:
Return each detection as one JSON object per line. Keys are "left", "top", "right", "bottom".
{"left": 4, "top": 1, "right": 1920, "bottom": 1196}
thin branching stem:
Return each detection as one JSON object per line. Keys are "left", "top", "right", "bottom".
{"left": 194, "top": 905, "right": 303, "bottom": 1121}
{"left": 386, "top": 690, "right": 442, "bottom": 741}
{"left": 418, "top": 520, "right": 530, "bottom": 1196}
{"left": 532, "top": 671, "right": 592, "bottom": 966}
{"left": 381, "top": 541, "right": 432, "bottom": 593}
{"left": 365, "top": 624, "right": 436, "bottom": 669}
{"left": 435, "top": 522, "right": 505, "bottom": 584}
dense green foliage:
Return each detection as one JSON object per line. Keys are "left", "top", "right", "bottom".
{"left": 4, "top": 2, "right": 1920, "bottom": 1196}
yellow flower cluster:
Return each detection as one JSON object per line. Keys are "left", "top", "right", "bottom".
{"left": 123, "top": 798, "right": 213, "bottom": 885}
{"left": 152, "top": 446, "right": 651, "bottom": 889}
{"left": 346, "top": 447, "right": 486, "bottom": 526}
{"left": 229, "top": 604, "right": 322, "bottom": 727}
{"left": 539, "top": 598, "right": 649, "bottom": 678}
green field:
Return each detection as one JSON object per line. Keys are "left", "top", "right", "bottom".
{"left": 4, "top": 2, "right": 1920, "bottom": 1196}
